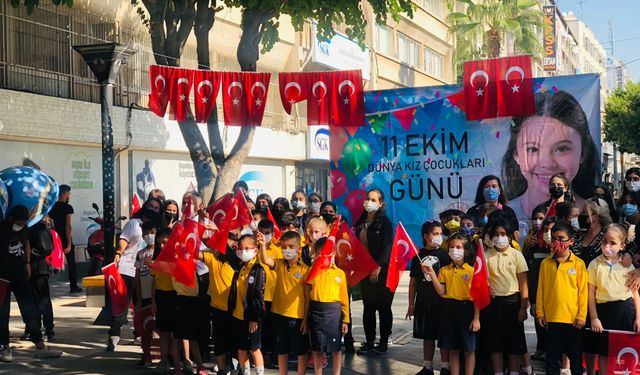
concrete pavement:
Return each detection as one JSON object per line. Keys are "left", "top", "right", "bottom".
{"left": 0, "top": 272, "right": 545, "bottom": 374}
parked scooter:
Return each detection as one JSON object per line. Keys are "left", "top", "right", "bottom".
{"left": 86, "top": 203, "right": 126, "bottom": 276}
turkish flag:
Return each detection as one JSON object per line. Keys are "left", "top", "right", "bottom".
{"left": 267, "top": 207, "right": 282, "bottom": 240}
{"left": 331, "top": 70, "right": 365, "bottom": 127}
{"left": 335, "top": 222, "right": 378, "bottom": 287}
{"left": 536, "top": 200, "right": 557, "bottom": 248}
{"left": 46, "top": 229, "right": 65, "bottom": 270}
{"left": 221, "top": 71, "right": 271, "bottom": 126}
{"left": 193, "top": 70, "right": 221, "bottom": 123}
{"left": 223, "top": 190, "right": 252, "bottom": 230}
{"left": 207, "top": 193, "right": 234, "bottom": 228}
{"left": 148, "top": 65, "right": 173, "bottom": 117}
{"left": 470, "top": 239, "right": 491, "bottom": 310}
{"left": 134, "top": 305, "right": 157, "bottom": 356}
{"left": 608, "top": 331, "right": 640, "bottom": 375}
{"left": 0, "top": 278, "right": 9, "bottom": 308}
{"left": 173, "top": 217, "right": 205, "bottom": 288}
{"left": 463, "top": 59, "right": 497, "bottom": 120}
{"left": 131, "top": 192, "right": 143, "bottom": 217}
{"left": 278, "top": 72, "right": 308, "bottom": 114}
{"left": 102, "top": 262, "right": 130, "bottom": 316}
{"left": 387, "top": 222, "right": 419, "bottom": 292}
{"left": 150, "top": 222, "right": 184, "bottom": 275}
{"left": 306, "top": 72, "right": 332, "bottom": 125}
{"left": 305, "top": 217, "right": 341, "bottom": 284}
{"left": 496, "top": 55, "right": 535, "bottom": 117}
{"left": 169, "top": 68, "right": 194, "bottom": 122}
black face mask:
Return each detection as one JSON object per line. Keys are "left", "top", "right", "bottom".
{"left": 594, "top": 193, "right": 605, "bottom": 200}
{"left": 164, "top": 212, "right": 178, "bottom": 222}
{"left": 549, "top": 186, "right": 565, "bottom": 199}
{"left": 321, "top": 213, "right": 335, "bottom": 224}
{"left": 578, "top": 214, "right": 591, "bottom": 230}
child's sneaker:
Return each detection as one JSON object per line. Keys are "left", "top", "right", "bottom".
{"left": 0, "top": 346, "right": 12, "bottom": 362}
{"left": 416, "top": 368, "right": 434, "bottom": 375}
{"left": 373, "top": 342, "right": 388, "bottom": 354}
{"left": 356, "top": 342, "right": 375, "bottom": 354}
{"left": 34, "top": 347, "right": 62, "bottom": 359}
{"left": 440, "top": 367, "right": 451, "bottom": 375}
{"left": 106, "top": 336, "right": 119, "bottom": 352}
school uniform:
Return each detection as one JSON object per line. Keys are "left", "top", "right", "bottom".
{"left": 536, "top": 252, "right": 588, "bottom": 375}
{"left": 152, "top": 269, "right": 176, "bottom": 333}
{"left": 583, "top": 255, "right": 635, "bottom": 355}
{"left": 228, "top": 258, "right": 266, "bottom": 351}
{"left": 202, "top": 251, "right": 236, "bottom": 356}
{"left": 260, "top": 242, "right": 282, "bottom": 358}
{"left": 410, "top": 247, "right": 450, "bottom": 340}
{"left": 437, "top": 262, "right": 476, "bottom": 352}
{"left": 173, "top": 274, "right": 200, "bottom": 341}
{"left": 307, "top": 264, "right": 350, "bottom": 353}
{"left": 270, "top": 259, "right": 309, "bottom": 355}
{"left": 482, "top": 246, "right": 528, "bottom": 355}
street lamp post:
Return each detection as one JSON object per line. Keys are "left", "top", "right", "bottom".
{"left": 72, "top": 43, "right": 135, "bottom": 325}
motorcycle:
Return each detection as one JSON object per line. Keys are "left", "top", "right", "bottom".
{"left": 86, "top": 203, "right": 126, "bottom": 276}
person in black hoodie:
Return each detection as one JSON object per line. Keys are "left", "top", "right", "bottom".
{"left": 354, "top": 188, "right": 394, "bottom": 355}
{"left": 228, "top": 234, "right": 267, "bottom": 375}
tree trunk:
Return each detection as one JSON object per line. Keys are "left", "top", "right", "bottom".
{"left": 487, "top": 29, "right": 501, "bottom": 58}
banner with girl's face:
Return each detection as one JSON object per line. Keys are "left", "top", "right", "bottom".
{"left": 330, "top": 74, "right": 601, "bottom": 240}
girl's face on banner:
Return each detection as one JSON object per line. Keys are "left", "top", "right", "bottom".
{"left": 513, "top": 116, "right": 582, "bottom": 197}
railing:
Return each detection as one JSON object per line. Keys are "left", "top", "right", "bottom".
{"left": 0, "top": 2, "right": 291, "bottom": 131}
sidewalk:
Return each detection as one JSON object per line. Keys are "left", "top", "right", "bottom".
{"left": 0, "top": 273, "right": 544, "bottom": 374}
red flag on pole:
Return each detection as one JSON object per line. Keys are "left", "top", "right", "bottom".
{"left": 496, "top": 55, "right": 535, "bottom": 117}
{"left": 536, "top": 200, "right": 557, "bottom": 248}
{"left": 168, "top": 68, "right": 194, "bottom": 122}
{"left": 207, "top": 193, "right": 234, "bottom": 228}
{"left": 305, "top": 217, "right": 341, "bottom": 284}
{"left": 608, "top": 331, "right": 640, "bottom": 375}
{"left": 173, "top": 217, "right": 205, "bottom": 288}
{"left": 0, "top": 278, "right": 9, "bottom": 308}
{"left": 278, "top": 72, "right": 308, "bottom": 114}
{"left": 223, "top": 190, "right": 252, "bottom": 230}
{"left": 46, "top": 229, "right": 65, "bottom": 270}
{"left": 193, "top": 70, "right": 221, "bottom": 123}
{"left": 463, "top": 59, "right": 498, "bottom": 120}
{"left": 131, "top": 192, "right": 143, "bottom": 217}
{"left": 307, "top": 72, "right": 332, "bottom": 125}
{"left": 335, "top": 221, "right": 378, "bottom": 286}
{"left": 221, "top": 71, "right": 271, "bottom": 126}
{"left": 331, "top": 70, "right": 365, "bottom": 127}
{"left": 148, "top": 65, "right": 173, "bottom": 117}
{"left": 133, "top": 304, "right": 159, "bottom": 359}
{"left": 470, "top": 239, "right": 491, "bottom": 310}
{"left": 387, "top": 222, "right": 420, "bottom": 292}
{"left": 266, "top": 207, "right": 282, "bottom": 240}
{"left": 102, "top": 262, "right": 129, "bottom": 316}
{"left": 151, "top": 223, "right": 184, "bottom": 275}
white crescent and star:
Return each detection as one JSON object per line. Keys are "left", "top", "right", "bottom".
{"left": 184, "top": 233, "right": 198, "bottom": 253}
{"left": 154, "top": 75, "right": 166, "bottom": 93}
{"left": 470, "top": 70, "right": 489, "bottom": 97}
{"left": 474, "top": 256, "right": 483, "bottom": 275}
{"left": 338, "top": 80, "right": 356, "bottom": 104}
{"left": 197, "top": 80, "right": 214, "bottom": 103}
{"left": 336, "top": 239, "right": 352, "bottom": 258}
{"left": 284, "top": 82, "right": 302, "bottom": 104}
{"left": 397, "top": 240, "right": 410, "bottom": 260}
{"left": 211, "top": 209, "right": 226, "bottom": 225}
{"left": 227, "top": 81, "right": 243, "bottom": 106}
{"left": 617, "top": 346, "right": 639, "bottom": 366}
{"left": 312, "top": 81, "right": 327, "bottom": 103}
{"left": 251, "top": 82, "right": 266, "bottom": 107}
{"left": 177, "top": 78, "right": 190, "bottom": 101}
{"left": 231, "top": 205, "right": 239, "bottom": 221}
{"left": 107, "top": 275, "right": 118, "bottom": 296}
{"left": 505, "top": 66, "right": 525, "bottom": 93}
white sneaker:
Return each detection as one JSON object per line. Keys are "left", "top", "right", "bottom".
{"left": 560, "top": 369, "right": 571, "bottom": 375}
{"left": 133, "top": 336, "right": 142, "bottom": 346}
{"left": 34, "top": 347, "right": 62, "bottom": 359}
{"left": 0, "top": 346, "right": 12, "bottom": 362}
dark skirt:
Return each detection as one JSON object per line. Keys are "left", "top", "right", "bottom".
{"left": 308, "top": 301, "right": 343, "bottom": 353}
{"left": 438, "top": 299, "right": 477, "bottom": 352}
{"left": 583, "top": 298, "right": 635, "bottom": 355}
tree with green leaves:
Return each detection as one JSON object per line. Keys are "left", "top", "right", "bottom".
{"left": 15, "top": 0, "right": 414, "bottom": 203}
{"left": 445, "top": 0, "right": 542, "bottom": 81}
{"left": 604, "top": 82, "right": 640, "bottom": 155}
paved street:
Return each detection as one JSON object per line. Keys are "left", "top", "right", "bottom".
{"left": 0, "top": 272, "right": 544, "bottom": 374}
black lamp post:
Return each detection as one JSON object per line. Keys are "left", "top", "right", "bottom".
{"left": 73, "top": 43, "right": 135, "bottom": 325}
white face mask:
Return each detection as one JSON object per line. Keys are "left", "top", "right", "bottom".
{"left": 534, "top": 219, "right": 543, "bottom": 229}
{"left": 364, "top": 201, "right": 380, "bottom": 213}
{"left": 310, "top": 202, "right": 321, "bottom": 213}
{"left": 12, "top": 224, "right": 24, "bottom": 232}
{"left": 570, "top": 217, "right": 580, "bottom": 231}
{"left": 492, "top": 235, "right": 510, "bottom": 250}
{"left": 627, "top": 180, "right": 640, "bottom": 192}
{"left": 264, "top": 233, "right": 273, "bottom": 243}
{"left": 236, "top": 248, "right": 256, "bottom": 263}
{"left": 293, "top": 200, "right": 306, "bottom": 210}
{"left": 240, "top": 227, "right": 254, "bottom": 236}
{"left": 449, "top": 248, "right": 464, "bottom": 261}
{"left": 249, "top": 220, "right": 259, "bottom": 231}
{"left": 543, "top": 230, "right": 552, "bottom": 245}
{"left": 601, "top": 244, "right": 619, "bottom": 259}
{"left": 431, "top": 235, "right": 443, "bottom": 247}
{"left": 282, "top": 248, "right": 298, "bottom": 260}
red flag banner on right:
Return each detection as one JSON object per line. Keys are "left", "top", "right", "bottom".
{"left": 470, "top": 239, "right": 491, "bottom": 310}
{"left": 608, "top": 331, "right": 640, "bottom": 375}
{"left": 102, "top": 262, "right": 130, "bottom": 316}
{"left": 496, "top": 55, "right": 535, "bottom": 117}
{"left": 463, "top": 58, "right": 497, "bottom": 120}
{"left": 387, "top": 222, "right": 419, "bottom": 292}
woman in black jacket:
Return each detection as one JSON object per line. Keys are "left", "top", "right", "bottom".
{"left": 354, "top": 188, "right": 394, "bottom": 355}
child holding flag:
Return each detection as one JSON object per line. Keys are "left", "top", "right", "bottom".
{"left": 407, "top": 220, "right": 451, "bottom": 375}
{"left": 133, "top": 222, "right": 156, "bottom": 369}
{"left": 305, "top": 237, "right": 350, "bottom": 375}
{"left": 423, "top": 232, "right": 480, "bottom": 375}
{"left": 258, "top": 230, "right": 309, "bottom": 375}
{"left": 257, "top": 219, "right": 281, "bottom": 368}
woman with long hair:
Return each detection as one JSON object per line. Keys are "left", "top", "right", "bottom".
{"left": 466, "top": 175, "right": 519, "bottom": 237}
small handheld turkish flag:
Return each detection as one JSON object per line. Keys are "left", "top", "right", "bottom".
{"left": 169, "top": 68, "right": 194, "bottom": 122}
{"left": 335, "top": 222, "right": 378, "bottom": 286}
{"left": 279, "top": 72, "right": 308, "bottom": 114}
{"left": 148, "top": 65, "right": 173, "bottom": 117}
{"left": 496, "top": 55, "right": 535, "bottom": 117}
{"left": 47, "top": 229, "right": 65, "bottom": 270}
{"left": 307, "top": 72, "right": 332, "bottom": 125}
{"left": 267, "top": 208, "right": 282, "bottom": 240}
{"left": 331, "top": 70, "right": 365, "bottom": 127}
{"left": 102, "top": 262, "right": 129, "bottom": 316}
{"left": 387, "top": 222, "right": 419, "bottom": 292}
{"left": 463, "top": 59, "right": 497, "bottom": 120}
{"left": 173, "top": 217, "right": 205, "bottom": 288}
{"left": 207, "top": 193, "right": 234, "bottom": 228}
{"left": 608, "top": 331, "right": 640, "bottom": 375}
{"left": 305, "top": 217, "right": 341, "bottom": 284}
{"left": 470, "top": 239, "right": 491, "bottom": 310}
{"left": 193, "top": 70, "right": 221, "bottom": 123}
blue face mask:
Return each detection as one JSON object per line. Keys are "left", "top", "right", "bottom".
{"left": 483, "top": 187, "right": 500, "bottom": 202}
{"left": 462, "top": 226, "right": 476, "bottom": 236}
{"left": 622, "top": 203, "right": 638, "bottom": 217}
{"left": 479, "top": 215, "right": 488, "bottom": 226}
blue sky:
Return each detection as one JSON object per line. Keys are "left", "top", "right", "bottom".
{"left": 562, "top": 0, "right": 640, "bottom": 81}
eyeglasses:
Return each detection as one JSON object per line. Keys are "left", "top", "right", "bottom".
{"left": 552, "top": 238, "right": 571, "bottom": 243}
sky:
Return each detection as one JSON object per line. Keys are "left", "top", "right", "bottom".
{"left": 561, "top": 0, "right": 640, "bottom": 82}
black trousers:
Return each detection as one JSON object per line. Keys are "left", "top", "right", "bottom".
{"left": 0, "top": 261, "right": 43, "bottom": 345}
{"left": 197, "top": 273, "right": 212, "bottom": 361}
{"left": 108, "top": 274, "right": 135, "bottom": 337}
{"left": 545, "top": 323, "right": 583, "bottom": 375}
{"left": 65, "top": 244, "right": 78, "bottom": 289}
{"left": 361, "top": 279, "right": 394, "bottom": 344}
{"left": 30, "top": 275, "right": 54, "bottom": 333}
